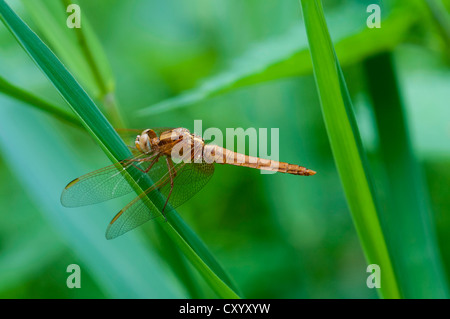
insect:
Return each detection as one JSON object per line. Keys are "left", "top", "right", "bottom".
{"left": 61, "top": 128, "right": 316, "bottom": 239}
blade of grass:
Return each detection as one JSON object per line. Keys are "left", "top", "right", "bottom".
{"left": 20, "top": 0, "right": 114, "bottom": 97}
{"left": 59, "top": 0, "right": 110, "bottom": 96}
{"left": 0, "top": 74, "right": 80, "bottom": 126}
{"left": 364, "top": 52, "right": 449, "bottom": 298}
{"left": 149, "top": 225, "right": 203, "bottom": 298}
{"left": 299, "top": 0, "right": 401, "bottom": 298}
{"left": 138, "top": 2, "right": 417, "bottom": 116}
{"left": 0, "top": 0, "right": 239, "bottom": 298}
{"left": 21, "top": 0, "right": 123, "bottom": 126}
{"left": 60, "top": 0, "right": 123, "bottom": 126}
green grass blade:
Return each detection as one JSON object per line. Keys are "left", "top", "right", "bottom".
{"left": 58, "top": 0, "right": 112, "bottom": 97}
{"left": 364, "top": 52, "right": 449, "bottom": 298}
{"left": 150, "top": 225, "right": 203, "bottom": 298}
{"left": 0, "top": 74, "right": 80, "bottom": 126}
{"left": 0, "top": 0, "right": 239, "bottom": 298}
{"left": 21, "top": 0, "right": 114, "bottom": 98}
{"left": 138, "top": 2, "right": 416, "bottom": 116}
{"left": 21, "top": 0, "right": 123, "bottom": 126}
{"left": 299, "top": 0, "right": 401, "bottom": 298}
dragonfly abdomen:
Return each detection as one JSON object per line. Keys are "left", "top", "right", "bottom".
{"left": 204, "top": 145, "right": 316, "bottom": 176}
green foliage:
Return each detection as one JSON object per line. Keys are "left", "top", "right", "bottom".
{"left": 139, "top": 1, "right": 417, "bottom": 116}
{"left": 300, "top": 0, "right": 400, "bottom": 299}
{"left": 0, "top": 0, "right": 448, "bottom": 299}
{"left": 21, "top": 0, "right": 114, "bottom": 98}
{"left": 364, "top": 52, "right": 448, "bottom": 298}
{"left": 0, "top": 74, "right": 79, "bottom": 125}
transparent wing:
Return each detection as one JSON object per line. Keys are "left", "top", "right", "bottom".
{"left": 160, "top": 161, "right": 215, "bottom": 208}
{"left": 61, "top": 153, "right": 156, "bottom": 207}
{"left": 106, "top": 158, "right": 214, "bottom": 239}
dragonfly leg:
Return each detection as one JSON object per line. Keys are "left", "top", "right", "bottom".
{"left": 144, "top": 155, "right": 160, "bottom": 173}
{"left": 161, "top": 157, "right": 175, "bottom": 222}
{"left": 130, "top": 155, "right": 159, "bottom": 174}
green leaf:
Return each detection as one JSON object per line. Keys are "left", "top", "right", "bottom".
{"left": 138, "top": 1, "right": 416, "bottom": 116}
{"left": 299, "top": 0, "right": 401, "bottom": 298}
{"left": 364, "top": 52, "right": 449, "bottom": 298}
{"left": 0, "top": 0, "right": 239, "bottom": 299}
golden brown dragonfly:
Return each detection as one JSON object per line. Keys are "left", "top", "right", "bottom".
{"left": 61, "top": 128, "right": 316, "bottom": 239}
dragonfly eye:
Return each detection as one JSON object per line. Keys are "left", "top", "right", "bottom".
{"left": 145, "top": 129, "right": 158, "bottom": 139}
{"left": 134, "top": 132, "right": 152, "bottom": 153}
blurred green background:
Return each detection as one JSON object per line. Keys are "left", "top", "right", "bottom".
{"left": 0, "top": 0, "right": 449, "bottom": 298}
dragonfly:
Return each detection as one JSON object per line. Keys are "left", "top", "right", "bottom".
{"left": 61, "top": 127, "right": 316, "bottom": 239}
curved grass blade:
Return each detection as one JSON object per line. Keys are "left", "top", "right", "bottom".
{"left": 0, "top": 74, "right": 80, "bottom": 126}
{"left": 364, "top": 52, "right": 449, "bottom": 298}
{"left": 21, "top": 0, "right": 123, "bottom": 126}
{"left": 299, "top": 0, "right": 401, "bottom": 298}
{"left": 0, "top": 0, "right": 239, "bottom": 298}
{"left": 423, "top": 0, "right": 450, "bottom": 53}
{"left": 21, "top": 0, "right": 114, "bottom": 98}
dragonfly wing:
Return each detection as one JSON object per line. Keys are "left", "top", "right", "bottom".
{"left": 143, "top": 154, "right": 215, "bottom": 210}
{"left": 106, "top": 157, "right": 214, "bottom": 239}
{"left": 105, "top": 175, "right": 171, "bottom": 239}
{"left": 61, "top": 153, "right": 156, "bottom": 207}
{"left": 160, "top": 161, "right": 214, "bottom": 209}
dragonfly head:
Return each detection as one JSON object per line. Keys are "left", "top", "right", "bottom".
{"left": 135, "top": 129, "right": 159, "bottom": 153}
